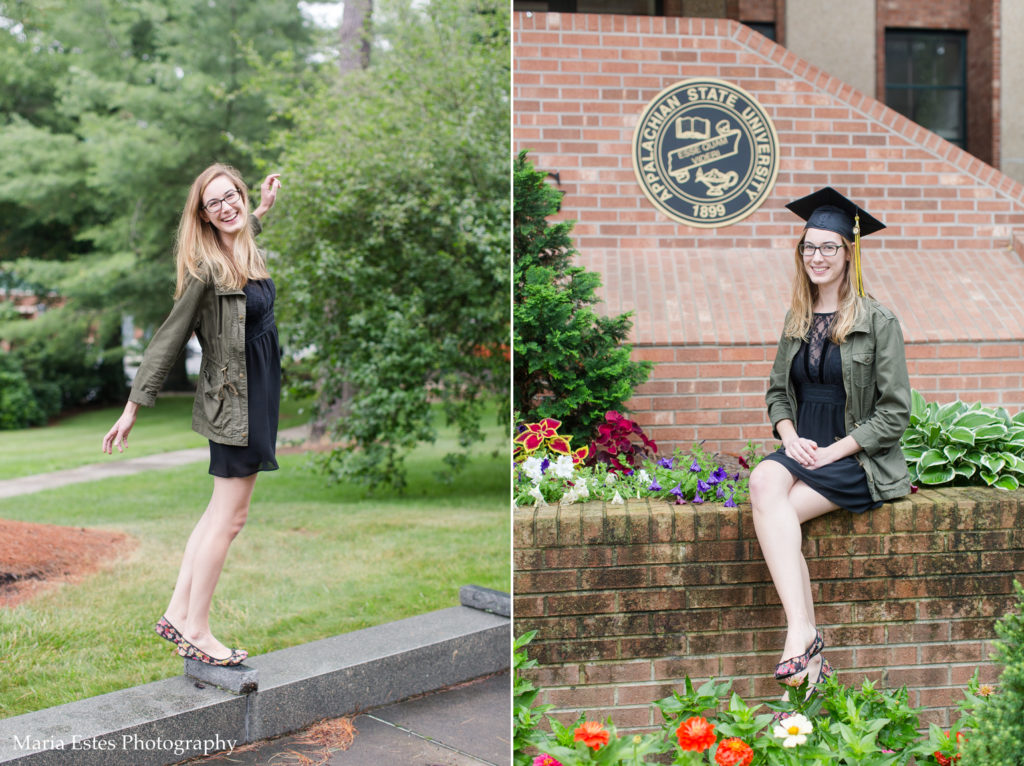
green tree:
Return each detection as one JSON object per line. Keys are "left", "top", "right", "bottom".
{"left": 0, "top": 0, "right": 315, "bottom": 418}
{"left": 259, "top": 0, "right": 509, "bottom": 488}
{"left": 513, "top": 151, "right": 651, "bottom": 445}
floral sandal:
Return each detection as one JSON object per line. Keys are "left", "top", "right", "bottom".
{"left": 177, "top": 637, "right": 248, "bottom": 666}
{"left": 775, "top": 629, "right": 825, "bottom": 683}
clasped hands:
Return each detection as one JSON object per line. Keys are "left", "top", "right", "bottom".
{"left": 783, "top": 436, "right": 840, "bottom": 470}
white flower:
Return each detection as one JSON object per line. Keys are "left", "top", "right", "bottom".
{"left": 522, "top": 456, "right": 545, "bottom": 483}
{"left": 528, "top": 485, "right": 547, "bottom": 506}
{"left": 550, "top": 455, "right": 575, "bottom": 479}
{"left": 611, "top": 491, "right": 624, "bottom": 504}
{"left": 773, "top": 714, "right": 812, "bottom": 747}
{"left": 604, "top": 472, "right": 617, "bottom": 485}
{"left": 561, "top": 487, "right": 579, "bottom": 504}
{"left": 576, "top": 480, "right": 590, "bottom": 499}
{"left": 638, "top": 469, "right": 650, "bottom": 483}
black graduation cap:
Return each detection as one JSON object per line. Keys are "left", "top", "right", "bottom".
{"left": 785, "top": 186, "right": 885, "bottom": 241}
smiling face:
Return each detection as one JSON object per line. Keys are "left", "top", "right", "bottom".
{"left": 200, "top": 174, "right": 246, "bottom": 243}
{"left": 800, "top": 227, "right": 849, "bottom": 292}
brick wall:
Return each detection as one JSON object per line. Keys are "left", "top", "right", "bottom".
{"left": 514, "top": 488, "right": 1024, "bottom": 731}
{"left": 630, "top": 340, "right": 1024, "bottom": 457}
{"left": 514, "top": 12, "right": 1024, "bottom": 458}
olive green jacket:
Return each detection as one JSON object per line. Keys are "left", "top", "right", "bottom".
{"left": 766, "top": 297, "right": 912, "bottom": 503}
{"left": 128, "top": 219, "right": 264, "bottom": 446}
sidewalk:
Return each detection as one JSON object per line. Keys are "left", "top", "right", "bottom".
{"left": 188, "top": 672, "right": 510, "bottom": 766}
{"left": 0, "top": 425, "right": 309, "bottom": 499}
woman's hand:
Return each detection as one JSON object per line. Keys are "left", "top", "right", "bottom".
{"left": 783, "top": 436, "right": 818, "bottom": 467}
{"left": 806, "top": 435, "right": 861, "bottom": 471}
{"left": 103, "top": 402, "right": 139, "bottom": 454}
{"left": 253, "top": 173, "right": 282, "bottom": 219}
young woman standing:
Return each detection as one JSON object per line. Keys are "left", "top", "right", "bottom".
{"left": 103, "top": 164, "right": 282, "bottom": 666}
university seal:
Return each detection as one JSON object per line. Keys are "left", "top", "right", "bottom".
{"left": 632, "top": 78, "right": 780, "bottom": 227}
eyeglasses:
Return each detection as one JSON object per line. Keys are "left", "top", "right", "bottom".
{"left": 202, "top": 188, "right": 241, "bottom": 213}
{"left": 800, "top": 242, "right": 843, "bottom": 257}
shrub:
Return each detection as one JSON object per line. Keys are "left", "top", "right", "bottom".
{"left": 0, "top": 352, "right": 46, "bottom": 429}
{"left": 901, "top": 390, "right": 1024, "bottom": 490}
{"left": 513, "top": 151, "right": 652, "bottom": 446}
{"left": 958, "top": 580, "right": 1024, "bottom": 764}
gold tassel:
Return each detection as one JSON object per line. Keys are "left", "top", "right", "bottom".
{"left": 853, "top": 213, "right": 864, "bottom": 297}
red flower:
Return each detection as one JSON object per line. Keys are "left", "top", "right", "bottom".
{"left": 573, "top": 721, "right": 610, "bottom": 750}
{"left": 935, "top": 753, "right": 951, "bottom": 766}
{"left": 676, "top": 716, "right": 715, "bottom": 752}
{"left": 715, "top": 738, "right": 753, "bottom": 766}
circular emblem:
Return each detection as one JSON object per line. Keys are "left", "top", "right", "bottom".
{"left": 632, "top": 78, "right": 780, "bottom": 228}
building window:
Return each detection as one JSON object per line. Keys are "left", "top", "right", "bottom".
{"left": 884, "top": 29, "right": 966, "bottom": 149}
{"left": 743, "top": 22, "right": 775, "bottom": 41}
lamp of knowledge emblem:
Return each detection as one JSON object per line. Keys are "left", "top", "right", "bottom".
{"left": 632, "top": 78, "right": 780, "bottom": 227}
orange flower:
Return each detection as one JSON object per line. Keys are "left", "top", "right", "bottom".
{"left": 573, "top": 721, "right": 610, "bottom": 750}
{"left": 676, "top": 716, "right": 716, "bottom": 752}
{"left": 715, "top": 738, "right": 753, "bottom": 766}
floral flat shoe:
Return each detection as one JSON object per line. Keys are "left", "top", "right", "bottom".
{"left": 154, "top": 615, "right": 184, "bottom": 646}
{"left": 774, "top": 629, "right": 825, "bottom": 683}
{"left": 177, "top": 637, "right": 248, "bottom": 666}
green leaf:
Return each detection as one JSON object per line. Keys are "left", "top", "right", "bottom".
{"left": 953, "top": 463, "right": 976, "bottom": 479}
{"left": 948, "top": 427, "right": 976, "bottom": 446}
{"left": 918, "top": 449, "right": 948, "bottom": 470}
{"left": 976, "top": 424, "right": 1010, "bottom": 441}
{"left": 981, "top": 454, "right": 1007, "bottom": 474}
{"left": 943, "top": 445, "right": 967, "bottom": 462}
{"left": 980, "top": 470, "right": 998, "bottom": 486}
{"left": 953, "top": 411, "right": 1000, "bottom": 429}
{"left": 936, "top": 400, "right": 965, "bottom": 424}
{"left": 993, "top": 474, "right": 1020, "bottom": 490}
{"left": 919, "top": 464, "right": 956, "bottom": 485}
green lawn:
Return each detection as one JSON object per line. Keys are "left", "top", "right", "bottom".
{"left": 0, "top": 417, "right": 509, "bottom": 719}
{"left": 0, "top": 395, "right": 312, "bottom": 480}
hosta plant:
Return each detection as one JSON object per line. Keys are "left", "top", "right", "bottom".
{"left": 900, "top": 390, "right": 1024, "bottom": 489}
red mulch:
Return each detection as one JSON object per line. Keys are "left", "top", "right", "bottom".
{"left": 0, "top": 518, "right": 136, "bottom": 608}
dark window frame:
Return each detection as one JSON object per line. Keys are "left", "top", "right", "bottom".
{"left": 884, "top": 28, "right": 967, "bottom": 149}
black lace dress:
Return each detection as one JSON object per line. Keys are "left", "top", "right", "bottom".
{"left": 208, "top": 278, "right": 281, "bottom": 478}
{"left": 762, "top": 312, "right": 880, "bottom": 513}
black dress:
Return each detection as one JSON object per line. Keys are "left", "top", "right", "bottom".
{"left": 762, "top": 312, "right": 880, "bottom": 513}
{"left": 208, "top": 279, "right": 281, "bottom": 478}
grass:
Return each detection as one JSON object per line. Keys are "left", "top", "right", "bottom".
{"left": 0, "top": 395, "right": 312, "bottom": 480}
{"left": 0, "top": 413, "right": 509, "bottom": 719}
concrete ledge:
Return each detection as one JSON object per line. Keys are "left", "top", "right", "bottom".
{"left": 183, "top": 661, "right": 259, "bottom": 695}
{"left": 0, "top": 602, "right": 509, "bottom": 766}
{"left": 460, "top": 584, "right": 511, "bottom": 617}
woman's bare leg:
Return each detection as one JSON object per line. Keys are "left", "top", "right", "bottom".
{"left": 749, "top": 461, "right": 836, "bottom": 681}
{"left": 164, "top": 474, "right": 256, "bottom": 659}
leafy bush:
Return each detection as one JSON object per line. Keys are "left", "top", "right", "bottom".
{"left": 901, "top": 390, "right": 1024, "bottom": 489}
{"left": 0, "top": 352, "right": 47, "bottom": 429}
{"left": 513, "top": 151, "right": 652, "bottom": 446}
{"left": 958, "top": 580, "right": 1024, "bottom": 764}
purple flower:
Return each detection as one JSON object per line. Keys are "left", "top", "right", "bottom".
{"left": 716, "top": 484, "right": 725, "bottom": 499}
{"left": 648, "top": 478, "right": 662, "bottom": 492}
{"left": 540, "top": 458, "right": 550, "bottom": 475}
{"left": 731, "top": 472, "right": 740, "bottom": 481}
{"left": 669, "top": 483, "right": 684, "bottom": 500}
{"left": 725, "top": 488, "right": 737, "bottom": 508}
{"left": 689, "top": 458, "right": 701, "bottom": 473}
{"left": 708, "top": 466, "right": 728, "bottom": 485}
{"left": 625, "top": 469, "right": 634, "bottom": 477}
{"left": 697, "top": 479, "right": 710, "bottom": 494}
{"left": 657, "top": 457, "right": 674, "bottom": 469}
{"left": 692, "top": 490, "right": 704, "bottom": 504}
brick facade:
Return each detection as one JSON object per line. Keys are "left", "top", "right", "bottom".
{"left": 514, "top": 488, "right": 1023, "bottom": 731}
{"left": 513, "top": 12, "right": 1024, "bottom": 458}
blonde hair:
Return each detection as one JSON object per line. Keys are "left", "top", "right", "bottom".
{"left": 783, "top": 234, "right": 864, "bottom": 344}
{"left": 174, "top": 163, "right": 270, "bottom": 298}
